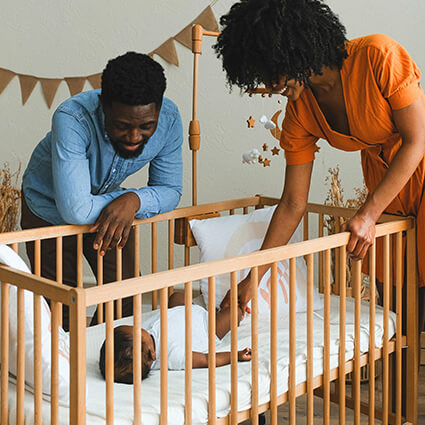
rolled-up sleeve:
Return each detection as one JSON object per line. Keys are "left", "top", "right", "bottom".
{"left": 280, "top": 102, "right": 319, "bottom": 165}
{"left": 51, "top": 111, "right": 136, "bottom": 224}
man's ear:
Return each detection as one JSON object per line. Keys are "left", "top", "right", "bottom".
{"left": 149, "top": 346, "right": 156, "bottom": 361}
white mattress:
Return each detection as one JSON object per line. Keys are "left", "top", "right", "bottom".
{"left": 8, "top": 295, "right": 396, "bottom": 425}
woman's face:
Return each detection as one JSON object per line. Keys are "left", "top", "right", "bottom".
{"left": 267, "top": 77, "right": 304, "bottom": 101}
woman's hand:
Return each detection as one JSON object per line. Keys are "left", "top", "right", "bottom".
{"left": 220, "top": 275, "right": 254, "bottom": 314}
{"left": 341, "top": 211, "right": 376, "bottom": 261}
{"left": 89, "top": 192, "right": 140, "bottom": 255}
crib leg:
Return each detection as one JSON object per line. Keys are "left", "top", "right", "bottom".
{"left": 259, "top": 413, "right": 266, "bottom": 425}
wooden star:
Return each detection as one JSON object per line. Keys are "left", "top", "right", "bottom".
{"left": 262, "top": 143, "right": 268, "bottom": 152}
{"left": 314, "top": 145, "right": 321, "bottom": 153}
{"left": 271, "top": 146, "right": 280, "bottom": 156}
{"left": 258, "top": 155, "right": 263, "bottom": 163}
{"left": 263, "top": 158, "right": 271, "bottom": 167}
{"left": 247, "top": 116, "right": 255, "bottom": 128}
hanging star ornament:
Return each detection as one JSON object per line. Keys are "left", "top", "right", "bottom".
{"left": 263, "top": 158, "right": 271, "bottom": 167}
{"left": 247, "top": 116, "right": 255, "bottom": 128}
{"left": 262, "top": 143, "right": 268, "bottom": 151}
{"left": 271, "top": 146, "right": 280, "bottom": 156}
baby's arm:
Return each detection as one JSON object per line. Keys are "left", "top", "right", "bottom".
{"left": 192, "top": 348, "right": 252, "bottom": 368}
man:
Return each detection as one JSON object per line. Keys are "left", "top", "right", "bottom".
{"left": 21, "top": 52, "right": 183, "bottom": 330}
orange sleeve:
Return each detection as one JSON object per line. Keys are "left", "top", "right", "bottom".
{"left": 369, "top": 34, "right": 423, "bottom": 110}
{"left": 280, "top": 102, "right": 319, "bottom": 165}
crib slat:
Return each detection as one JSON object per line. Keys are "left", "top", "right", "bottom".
{"left": 368, "top": 243, "right": 376, "bottom": 425}
{"left": 185, "top": 281, "right": 193, "bottom": 425}
{"left": 338, "top": 245, "right": 346, "bottom": 425}
{"left": 152, "top": 223, "right": 158, "bottom": 310}
{"left": 97, "top": 250, "right": 104, "bottom": 324}
{"left": 56, "top": 237, "right": 63, "bottom": 327}
{"left": 185, "top": 246, "right": 190, "bottom": 267}
{"left": 134, "top": 225, "right": 140, "bottom": 277}
{"left": 353, "top": 259, "right": 362, "bottom": 425}
{"left": 251, "top": 267, "right": 259, "bottom": 425}
{"left": 16, "top": 288, "right": 25, "bottom": 425}
{"left": 395, "top": 232, "right": 402, "bottom": 425}
{"left": 168, "top": 220, "right": 174, "bottom": 296}
{"left": 133, "top": 294, "right": 142, "bottom": 425}
{"left": 51, "top": 301, "right": 60, "bottom": 425}
{"left": 229, "top": 208, "right": 235, "bottom": 216}
{"left": 1, "top": 282, "right": 9, "bottom": 425}
{"left": 243, "top": 206, "right": 249, "bottom": 215}
{"left": 116, "top": 248, "right": 122, "bottom": 319}
{"left": 105, "top": 301, "right": 114, "bottom": 425}
{"left": 77, "top": 233, "right": 83, "bottom": 287}
{"left": 230, "top": 271, "right": 238, "bottom": 425}
{"left": 383, "top": 235, "right": 390, "bottom": 425}
{"left": 289, "top": 258, "right": 296, "bottom": 425}
{"left": 270, "top": 262, "right": 278, "bottom": 425}
{"left": 318, "top": 214, "right": 324, "bottom": 293}
{"left": 160, "top": 288, "right": 168, "bottom": 425}
{"left": 207, "top": 277, "right": 216, "bottom": 424}
{"left": 33, "top": 239, "right": 43, "bottom": 425}
{"left": 306, "top": 254, "right": 314, "bottom": 425}
{"left": 323, "top": 249, "right": 331, "bottom": 425}
{"left": 33, "top": 292, "right": 43, "bottom": 425}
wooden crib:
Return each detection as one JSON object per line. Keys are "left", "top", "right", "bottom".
{"left": 0, "top": 24, "right": 420, "bottom": 425}
{"left": 0, "top": 196, "right": 419, "bottom": 425}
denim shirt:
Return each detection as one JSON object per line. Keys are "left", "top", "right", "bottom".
{"left": 22, "top": 90, "right": 183, "bottom": 225}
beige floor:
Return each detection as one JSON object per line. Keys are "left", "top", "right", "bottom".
{"left": 243, "top": 366, "right": 425, "bottom": 424}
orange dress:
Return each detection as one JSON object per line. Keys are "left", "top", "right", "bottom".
{"left": 280, "top": 34, "right": 425, "bottom": 287}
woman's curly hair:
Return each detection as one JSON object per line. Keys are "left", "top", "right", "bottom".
{"left": 214, "top": 0, "right": 348, "bottom": 91}
{"left": 101, "top": 52, "right": 166, "bottom": 107}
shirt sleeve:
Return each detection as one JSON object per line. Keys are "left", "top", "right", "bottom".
{"left": 129, "top": 111, "right": 183, "bottom": 219}
{"left": 51, "top": 110, "right": 135, "bottom": 224}
{"left": 280, "top": 101, "right": 319, "bottom": 165}
{"left": 370, "top": 35, "right": 423, "bottom": 110}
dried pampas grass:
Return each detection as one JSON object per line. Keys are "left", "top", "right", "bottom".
{"left": 324, "top": 166, "right": 373, "bottom": 300}
{"left": 0, "top": 163, "right": 21, "bottom": 233}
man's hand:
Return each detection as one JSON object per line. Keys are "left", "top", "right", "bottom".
{"left": 220, "top": 275, "right": 254, "bottom": 314}
{"left": 89, "top": 192, "right": 140, "bottom": 255}
{"left": 341, "top": 211, "right": 376, "bottom": 261}
{"left": 238, "top": 347, "right": 252, "bottom": 362}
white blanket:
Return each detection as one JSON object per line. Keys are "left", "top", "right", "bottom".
{"left": 8, "top": 295, "right": 396, "bottom": 425}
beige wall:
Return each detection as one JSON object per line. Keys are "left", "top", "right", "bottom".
{"left": 1, "top": 0, "right": 424, "bottom": 273}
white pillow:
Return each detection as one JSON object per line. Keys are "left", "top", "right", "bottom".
{"left": 0, "top": 245, "right": 70, "bottom": 402}
{"left": 189, "top": 206, "right": 323, "bottom": 315}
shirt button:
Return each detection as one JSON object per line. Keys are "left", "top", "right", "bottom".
{"left": 112, "top": 169, "right": 116, "bottom": 173}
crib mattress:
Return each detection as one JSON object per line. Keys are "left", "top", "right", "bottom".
{"left": 8, "top": 295, "right": 396, "bottom": 425}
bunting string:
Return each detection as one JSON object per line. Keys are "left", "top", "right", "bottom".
{"left": 0, "top": 5, "right": 219, "bottom": 108}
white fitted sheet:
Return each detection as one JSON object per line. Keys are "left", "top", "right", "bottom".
{"left": 8, "top": 295, "right": 396, "bottom": 424}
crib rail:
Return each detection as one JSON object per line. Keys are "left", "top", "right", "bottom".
{"left": 0, "top": 199, "right": 418, "bottom": 425}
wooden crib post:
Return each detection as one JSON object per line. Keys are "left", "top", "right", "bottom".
{"left": 270, "top": 262, "right": 278, "bottom": 425}
{"left": 352, "top": 259, "right": 362, "bottom": 425}
{"left": 383, "top": 235, "right": 390, "bottom": 425}
{"left": 152, "top": 222, "right": 158, "bottom": 310}
{"left": 160, "top": 288, "right": 168, "bottom": 425}
{"left": 306, "top": 254, "right": 314, "bottom": 425}
{"left": 251, "top": 267, "right": 259, "bottom": 425}
{"left": 395, "top": 232, "right": 403, "bottom": 425}
{"left": 338, "top": 245, "right": 347, "bottom": 425}
{"left": 133, "top": 293, "right": 142, "bottom": 425}
{"left": 323, "top": 249, "right": 331, "bottom": 425}
{"left": 368, "top": 243, "right": 376, "bottom": 425}
{"left": 168, "top": 219, "right": 174, "bottom": 296}
{"left": 17, "top": 287, "right": 25, "bottom": 425}
{"left": 207, "top": 277, "right": 216, "bottom": 424}
{"left": 69, "top": 288, "right": 87, "bottom": 425}
{"left": 289, "top": 258, "right": 296, "bottom": 425}
{"left": 405, "top": 226, "right": 418, "bottom": 425}
{"left": 185, "top": 280, "right": 193, "bottom": 425}
{"left": 116, "top": 248, "right": 122, "bottom": 319}
{"left": 1, "top": 282, "right": 9, "bottom": 425}
{"left": 230, "top": 271, "right": 238, "bottom": 425}
{"left": 51, "top": 301, "right": 60, "bottom": 425}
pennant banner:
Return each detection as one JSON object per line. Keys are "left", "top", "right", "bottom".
{"left": 0, "top": 5, "right": 219, "bottom": 108}
{"left": 0, "top": 68, "right": 16, "bottom": 95}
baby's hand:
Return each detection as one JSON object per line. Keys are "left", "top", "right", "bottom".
{"left": 238, "top": 347, "right": 252, "bottom": 362}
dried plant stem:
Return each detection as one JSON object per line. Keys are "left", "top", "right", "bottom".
{"left": 0, "top": 163, "right": 21, "bottom": 233}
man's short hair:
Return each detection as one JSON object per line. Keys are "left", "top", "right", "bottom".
{"left": 101, "top": 52, "right": 166, "bottom": 107}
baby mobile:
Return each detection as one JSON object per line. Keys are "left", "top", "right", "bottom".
{"left": 242, "top": 91, "right": 285, "bottom": 167}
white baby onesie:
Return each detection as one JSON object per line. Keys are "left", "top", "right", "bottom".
{"left": 143, "top": 305, "right": 217, "bottom": 370}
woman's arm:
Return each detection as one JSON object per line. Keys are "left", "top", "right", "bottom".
{"left": 342, "top": 96, "right": 425, "bottom": 260}
{"left": 192, "top": 348, "right": 252, "bottom": 368}
{"left": 220, "top": 161, "right": 313, "bottom": 312}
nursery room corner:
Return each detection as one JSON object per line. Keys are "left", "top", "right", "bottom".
{"left": 1, "top": 0, "right": 425, "bottom": 424}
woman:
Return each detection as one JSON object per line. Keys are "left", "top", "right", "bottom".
{"left": 216, "top": 0, "right": 425, "bottom": 321}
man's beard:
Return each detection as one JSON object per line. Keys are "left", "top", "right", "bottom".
{"left": 110, "top": 138, "right": 148, "bottom": 159}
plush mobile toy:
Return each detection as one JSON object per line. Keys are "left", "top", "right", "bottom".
{"left": 242, "top": 149, "right": 260, "bottom": 164}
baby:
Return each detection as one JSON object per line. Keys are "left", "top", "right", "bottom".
{"left": 99, "top": 292, "right": 252, "bottom": 383}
